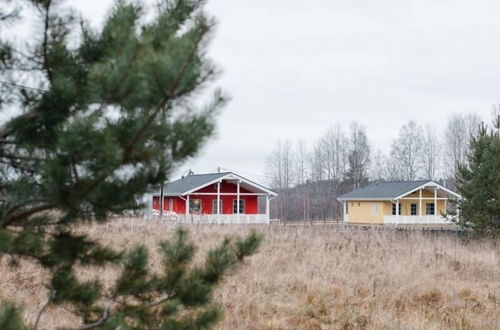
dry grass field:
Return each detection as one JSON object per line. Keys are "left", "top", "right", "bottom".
{"left": 1, "top": 219, "right": 499, "bottom": 329}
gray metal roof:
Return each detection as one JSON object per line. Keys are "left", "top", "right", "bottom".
{"left": 160, "top": 172, "right": 230, "bottom": 195}
{"left": 338, "top": 180, "right": 432, "bottom": 200}
{"left": 151, "top": 172, "right": 277, "bottom": 196}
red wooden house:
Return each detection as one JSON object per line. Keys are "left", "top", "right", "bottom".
{"left": 146, "top": 172, "right": 278, "bottom": 223}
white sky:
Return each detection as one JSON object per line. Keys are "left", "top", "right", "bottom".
{"left": 13, "top": 0, "right": 500, "bottom": 182}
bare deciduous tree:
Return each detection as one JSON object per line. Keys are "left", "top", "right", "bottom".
{"left": 420, "top": 124, "right": 441, "bottom": 180}
{"left": 309, "top": 142, "right": 325, "bottom": 182}
{"left": 266, "top": 139, "right": 293, "bottom": 190}
{"left": 443, "top": 113, "right": 481, "bottom": 179}
{"left": 390, "top": 121, "right": 423, "bottom": 180}
{"left": 345, "top": 122, "right": 370, "bottom": 188}
{"left": 294, "top": 139, "right": 308, "bottom": 185}
{"left": 320, "top": 124, "right": 349, "bottom": 183}
{"left": 370, "top": 149, "right": 386, "bottom": 182}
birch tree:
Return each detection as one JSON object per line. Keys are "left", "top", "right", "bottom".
{"left": 345, "top": 122, "right": 370, "bottom": 188}
{"left": 390, "top": 121, "right": 423, "bottom": 180}
{"left": 420, "top": 124, "right": 441, "bottom": 180}
{"left": 321, "top": 124, "right": 348, "bottom": 183}
{"left": 265, "top": 139, "right": 293, "bottom": 190}
{"left": 443, "top": 113, "right": 481, "bottom": 179}
{"left": 309, "top": 142, "right": 325, "bottom": 182}
{"left": 370, "top": 149, "right": 386, "bottom": 181}
{"left": 295, "top": 139, "right": 308, "bottom": 185}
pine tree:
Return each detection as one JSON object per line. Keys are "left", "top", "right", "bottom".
{"left": 0, "top": 0, "right": 262, "bottom": 328}
{"left": 451, "top": 116, "right": 500, "bottom": 238}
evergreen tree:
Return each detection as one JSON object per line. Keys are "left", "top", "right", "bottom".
{"left": 0, "top": 0, "right": 262, "bottom": 328}
{"left": 451, "top": 116, "right": 500, "bottom": 238}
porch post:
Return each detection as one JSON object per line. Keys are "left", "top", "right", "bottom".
{"left": 216, "top": 181, "right": 221, "bottom": 216}
{"left": 419, "top": 189, "right": 422, "bottom": 216}
{"left": 265, "top": 195, "right": 270, "bottom": 221}
{"left": 186, "top": 195, "right": 189, "bottom": 216}
{"left": 396, "top": 199, "right": 400, "bottom": 223}
{"left": 236, "top": 180, "right": 240, "bottom": 223}
{"left": 434, "top": 189, "right": 437, "bottom": 216}
{"left": 343, "top": 202, "right": 347, "bottom": 222}
{"left": 160, "top": 183, "right": 164, "bottom": 218}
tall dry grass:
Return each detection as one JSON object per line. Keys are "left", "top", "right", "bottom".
{"left": 1, "top": 219, "right": 499, "bottom": 329}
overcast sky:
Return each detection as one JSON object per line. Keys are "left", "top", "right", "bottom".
{"left": 17, "top": 0, "right": 500, "bottom": 182}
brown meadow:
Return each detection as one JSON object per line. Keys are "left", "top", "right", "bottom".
{"left": 1, "top": 219, "right": 499, "bottom": 329}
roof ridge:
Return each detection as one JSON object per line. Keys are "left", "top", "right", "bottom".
{"left": 182, "top": 171, "right": 231, "bottom": 177}
{"left": 377, "top": 179, "right": 431, "bottom": 184}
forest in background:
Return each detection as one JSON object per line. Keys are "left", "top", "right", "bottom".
{"left": 266, "top": 108, "right": 499, "bottom": 220}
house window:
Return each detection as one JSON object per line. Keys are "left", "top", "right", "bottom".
{"left": 212, "top": 199, "right": 222, "bottom": 214}
{"left": 392, "top": 203, "right": 401, "bottom": 215}
{"left": 189, "top": 199, "right": 201, "bottom": 213}
{"left": 410, "top": 203, "right": 417, "bottom": 216}
{"left": 371, "top": 202, "right": 378, "bottom": 215}
{"left": 233, "top": 199, "right": 245, "bottom": 214}
{"left": 169, "top": 199, "right": 173, "bottom": 211}
{"left": 426, "top": 203, "right": 435, "bottom": 215}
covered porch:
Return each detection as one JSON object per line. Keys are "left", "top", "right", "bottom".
{"left": 383, "top": 182, "right": 460, "bottom": 225}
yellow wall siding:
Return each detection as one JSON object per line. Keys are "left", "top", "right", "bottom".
{"left": 406, "top": 189, "right": 435, "bottom": 198}
{"left": 346, "top": 189, "right": 448, "bottom": 223}
{"left": 347, "top": 201, "right": 385, "bottom": 224}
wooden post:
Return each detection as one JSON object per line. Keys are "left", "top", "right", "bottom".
{"left": 159, "top": 182, "right": 164, "bottom": 218}
{"left": 236, "top": 180, "right": 240, "bottom": 223}
{"left": 434, "top": 189, "right": 437, "bottom": 216}
{"left": 419, "top": 189, "right": 422, "bottom": 216}
{"left": 265, "top": 195, "right": 270, "bottom": 221}
{"left": 186, "top": 195, "right": 189, "bottom": 215}
{"left": 216, "top": 181, "right": 221, "bottom": 216}
{"left": 343, "top": 202, "right": 347, "bottom": 222}
{"left": 396, "top": 200, "right": 400, "bottom": 223}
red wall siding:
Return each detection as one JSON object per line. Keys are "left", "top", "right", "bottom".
{"left": 152, "top": 181, "right": 259, "bottom": 214}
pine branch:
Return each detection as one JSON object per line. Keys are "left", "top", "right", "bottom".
{"left": 70, "top": 298, "right": 114, "bottom": 330}
{"left": 2, "top": 204, "right": 54, "bottom": 228}
{"left": 106, "top": 44, "right": 139, "bottom": 102}
{"left": 123, "top": 25, "right": 209, "bottom": 159}
{"left": 147, "top": 294, "right": 173, "bottom": 308}
{"left": 33, "top": 292, "right": 54, "bottom": 330}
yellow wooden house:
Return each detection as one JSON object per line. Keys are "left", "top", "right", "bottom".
{"left": 337, "top": 180, "right": 462, "bottom": 224}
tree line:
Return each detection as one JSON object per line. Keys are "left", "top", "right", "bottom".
{"left": 266, "top": 109, "right": 499, "bottom": 220}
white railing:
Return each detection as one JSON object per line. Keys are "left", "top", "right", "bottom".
{"left": 176, "top": 214, "right": 270, "bottom": 224}
{"left": 383, "top": 215, "right": 453, "bottom": 224}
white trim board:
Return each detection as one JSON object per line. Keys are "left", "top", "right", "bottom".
{"left": 181, "top": 173, "right": 278, "bottom": 196}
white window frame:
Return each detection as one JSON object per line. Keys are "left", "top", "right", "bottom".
{"left": 426, "top": 203, "right": 435, "bottom": 215}
{"left": 189, "top": 199, "right": 202, "bottom": 214}
{"left": 371, "top": 202, "right": 378, "bottom": 215}
{"left": 410, "top": 203, "right": 417, "bottom": 216}
{"left": 232, "top": 199, "right": 245, "bottom": 214}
